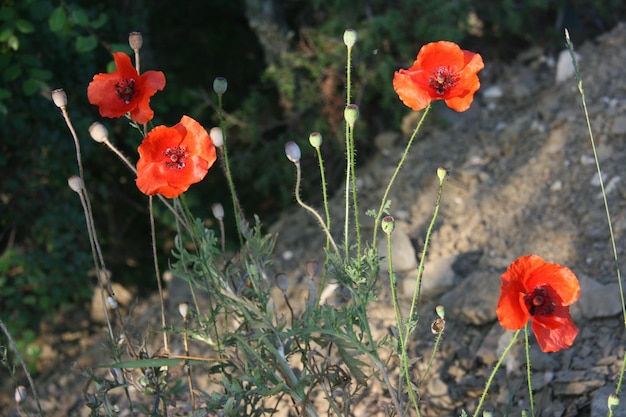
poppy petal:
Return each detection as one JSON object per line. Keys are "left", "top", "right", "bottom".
{"left": 393, "top": 69, "right": 431, "bottom": 111}
{"left": 526, "top": 263, "right": 580, "bottom": 306}
{"left": 531, "top": 313, "right": 578, "bottom": 352}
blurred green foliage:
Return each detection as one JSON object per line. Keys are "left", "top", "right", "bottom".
{"left": 1, "top": 0, "right": 624, "bottom": 363}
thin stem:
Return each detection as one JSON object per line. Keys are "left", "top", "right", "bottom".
{"left": 418, "top": 328, "right": 444, "bottom": 387}
{"left": 182, "top": 315, "right": 196, "bottom": 408}
{"left": 100, "top": 138, "right": 190, "bottom": 231}
{"left": 565, "top": 28, "right": 626, "bottom": 400}
{"left": 349, "top": 124, "right": 362, "bottom": 273}
{"left": 314, "top": 145, "right": 331, "bottom": 299}
{"left": 406, "top": 169, "right": 447, "bottom": 330}
{"left": 343, "top": 43, "right": 354, "bottom": 261}
{"left": 387, "top": 232, "right": 421, "bottom": 416}
{"left": 372, "top": 105, "right": 431, "bottom": 245}
{"left": 149, "top": 196, "right": 169, "bottom": 353}
{"left": 524, "top": 324, "right": 535, "bottom": 417}
{"left": 0, "top": 319, "right": 44, "bottom": 417}
{"left": 216, "top": 93, "right": 245, "bottom": 248}
{"left": 293, "top": 161, "right": 340, "bottom": 255}
{"left": 473, "top": 329, "right": 521, "bottom": 417}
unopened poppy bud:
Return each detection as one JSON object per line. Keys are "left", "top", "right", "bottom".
{"left": 284, "top": 141, "right": 301, "bottom": 163}
{"left": 213, "top": 77, "right": 228, "bottom": 95}
{"left": 306, "top": 259, "right": 319, "bottom": 279}
{"left": 437, "top": 167, "right": 448, "bottom": 181}
{"left": 178, "top": 301, "right": 189, "bottom": 319}
{"left": 276, "top": 273, "right": 289, "bottom": 293}
{"left": 381, "top": 216, "right": 395, "bottom": 235}
{"left": 212, "top": 202, "right": 224, "bottom": 220}
{"left": 129, "top": 32, "right": 143, "bottom": 51}
{"left": 520, "top": 410, "right": 529, "bottom": 417}
{"left": 343, "top": 29, "right": 357, "bottom": 48}
{"left": 309, "top": 132, "right": 322, "bottom": 149}
{"left": 210, "top": 127, "right": 223, "bottom": 147}
{"left": 436, "top": 305, "right": 445, "bottom": 319}
{"left": 344, "top": 104, "right": 359, "bottom": 128}
{"left": 608, "top": 393, "right": 620, "bottom": 410}
{"left": 68, "top": 176, "right": 83, "bottom": 192}
{"left": 14, "top": 386, "right": 27, "bottom": 403}
{"left": 482, "top": 412, "right": 493, "bottom": 417}
{"left": 431, "top": 318, "right": 445, "bottom": 334}
{"left": 89, "top": 122, "right": 108, "bottom": 143}
{"left": 51, "top": 88, "right": 67, "bottom": 108}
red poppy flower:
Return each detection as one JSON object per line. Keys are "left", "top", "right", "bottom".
{"left": 496, "top": 255, "right": 580, "bottom": 353}
{"left": 88, "top": 52, "right": 165, "bottom": 124}
{"left": 136, "top": 115, "right": 216, "bottom": 198}
{"left": 393, "top": 41, "right": 484, "bottom": 112}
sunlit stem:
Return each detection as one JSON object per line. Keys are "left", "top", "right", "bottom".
{"left": 149, "top": 196, "right": 169, "bottom": 353}
{"left": 343, "top": 42, "right": 354, "bottom": 261}
{"left": 524, "top": 324, "right": 536, "bottom": 417}
{"left": 216, "top": 94, "right": 245, "bottom": 248}
{"left": 387, "top": 233, "right": 421, "bottom": 416}
{"left": 313, "top": 145, "right": 332, "bottom": 302}
{"left": 418, "top": 328, "right": 444, "bottom": 387}
{"left": 348, "top": 123, "right": 362, "bottom": 272}
{"left": 59, "top": 105, "right": 137, "bottom": 358}
{"left": 99, "top": 138, "right": 190, "bottom": 230}
{"left": 182, "top": 314, "right": 195, "bottom": 409}
{"left": 372, "top": 104, "right": 431, "bottom": 245}
{"left": 292, "top": 161, "right": 339, "bottom": 256}
{"left": 0, "top": 319, "right": 44, "bottom": 417}
{"left": 473, "top": 329, "right": 521, "bottom": 417}
{"left": 406, "top": 168, "right": 447, "bottom": 328}
{"left": 565, "top": 28, "right": 626, "bottom": 399}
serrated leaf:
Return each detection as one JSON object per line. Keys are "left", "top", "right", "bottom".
{"left": 48, "top": 7, "right": 66, "bottom": 32}
{"left": 15, "top": 19, "right": 35, "bottom": 34}
{"left": 94, "top": 357, "right": 207, "bottom": 369}
{"left": 75, "top": 35, "right": 97, "bottom": 53}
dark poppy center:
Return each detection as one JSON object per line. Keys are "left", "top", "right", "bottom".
{"left": 429, "top": 67, "right": 459, "bottom": 95}
{"left": 524, "top": 286, "right": 556, "bottom": 316}
{"left": 164, "top": 147, "right": 188, "bottom": 169}
{"left": 115, "top": 78, "right": 138, "bottom": 104}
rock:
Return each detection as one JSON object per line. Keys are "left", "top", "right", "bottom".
{"left": 439, "top": 270, "right": 499, "bottom": 326}
{"left": 90, "top": 282, "right": 133, "bottom": 323}
{"left": 403, "top": 254, "right": 457, "bottom": 301}
{"left": 592, "top": 385, "right": 626, "bottom": 417}
{"left": 574, "top": 275, "right": 623, "bottom": 319}
{"left": 373, "top": 131, "right": 400, "bottom": 153}
{"left": 377, "top": 227, "right": 417, "bottom": 272}
{"left": 555, "top": 49, "right": 578, "bottom": 84}
{"left": 610, "top": 115, "right": 626, "bottom": 135}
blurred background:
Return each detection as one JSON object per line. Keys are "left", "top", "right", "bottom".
{"left": 1, "top": 0, "right": 624, "bottom": 365}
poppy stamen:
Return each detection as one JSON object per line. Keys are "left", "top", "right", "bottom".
{"left": 524, "top": 287, "right": 555, "bottom": 316}
{"left": 164, "top": 147, "right": 187, "bottom": 169}
{"left": 115, "top": 78, "right": 138, "bottom": 104}
{"left": 429, "top": 67, "right": 459, "bottom": 95}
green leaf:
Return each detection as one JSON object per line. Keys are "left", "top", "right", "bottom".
{"left": 70, "top": 9, "right": 89, "bottom": 27}
{"left": 22, "top": 79, "right": 39, "bottom": 95}
{"left": 95, "top": 357, "right": 207, "bottom": 369}
{"left": 28, "top": 68, "right": 53, "bottom": 81}
{"left": 0, "top": 7, "right": 15, "bottom": 21}
{"left": 48, "top": 7, "right": 66, "bottom": 32}
{"left": 15, "top": 19, "right": 35, "bottom": 34}
{"left": 0, "top": 28, "right": 13, "bottom": 42}
{"left": 3, "top": 64, "right": 22, "bottom": 81}
{"left": 7, "top": 35, "right": 19, "bottom": 51}
{"left": 0, "top": 88, "right": 11, "bottom": 100}
{"left": 75, "top": 35, "right": 97, "bottom": 53}
{"left": 91, "top": 12, "right": 108, "bottom": 29}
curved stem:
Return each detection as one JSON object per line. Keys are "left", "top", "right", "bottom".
{"left": 293, "top": 161, "right": 339, "bottom": 256}
{"left": 372, "top": 105, "right": 431, "bottom": 245}
{"left": 473, "top": 329, "right": 521, "bottom": 417}
{"left": 149, "top": 196, "right": 169, "bottom": 353}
